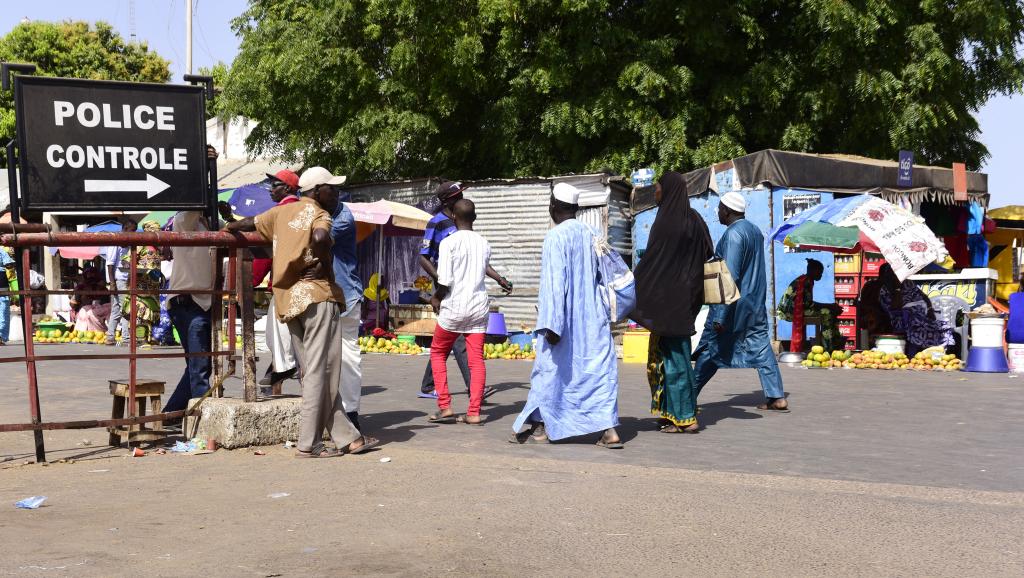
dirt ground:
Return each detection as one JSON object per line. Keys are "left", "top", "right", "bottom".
{"left": 1, "top": 350, "right": 1023, "bottom": 576}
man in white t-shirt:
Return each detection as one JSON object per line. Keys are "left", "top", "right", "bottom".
{"left": 427, "top": 199, "right": 491, "bottom": 425}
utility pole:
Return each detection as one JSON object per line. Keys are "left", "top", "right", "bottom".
{"left": 185, "top": 0, "right": 193, "bottom": 75}
{"left": 128, "top": 0, "right": 136, "bottom": 43}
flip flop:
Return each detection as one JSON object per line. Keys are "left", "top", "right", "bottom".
{"left": 756, "top": 403, "right": 791, "bottom": 413}
{"left": 660, "top": 424, "right": 699, "bottom": 434}
{"left": 427, "top": 411, "right": 457, "bottom": 424}
{"left": 346, "top": 437, "right": 381, "bottom": 455}
{"left": 295, "top": 448, "right": 341, "bottom": 458}
{"left": 456, "top": 414, "right": 485, "bottom": 426}
{"left": 481, "top": 386, "right": 497, "bottom": 399}
{"left": 418, "top": 391, "right": 439, "bottom": 399}
{"left": 508, "top": 430, "right": 548, "bottom": 444}
{"left": 595, "top": 438, "right": 624, "bottom": 449}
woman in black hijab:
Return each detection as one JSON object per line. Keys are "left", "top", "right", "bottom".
{"left": 632, "top": 171, "right": 712, "bottom": 433}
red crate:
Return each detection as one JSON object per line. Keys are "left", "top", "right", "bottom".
{"left": 843, "top": 341, "right": 858, "bottom": 351}
{"left": 862, "top": 253, "right": 887, "bottom": 274}
{"left": 838, "top": 304, "right": 857, "bottom": 319}
{"left": 834, "top": 276, "right": 860, "bottom": 296}
{"left": 838, "top": 322, "right": 857, "bottom": 338}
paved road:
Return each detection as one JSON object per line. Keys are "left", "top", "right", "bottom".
{"left": 1, "top": 345, "right": 1023, "bottom": 576}
{"left": 2, "top": 345, "right": 1022, "bottom": 492}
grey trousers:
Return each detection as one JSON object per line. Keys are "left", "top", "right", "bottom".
{"left": 288, "top": 301, "right": 360, "bottom": 453}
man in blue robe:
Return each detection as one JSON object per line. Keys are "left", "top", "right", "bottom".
{"left": 510, "top": 183, "right": 622, "bottom": 448}
{"left": 693, "top": 192, "right": 789, "bottom": 412}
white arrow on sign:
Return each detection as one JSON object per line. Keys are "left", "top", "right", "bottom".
{"left": 83, "top": 173, "right": 171, "bottom": 199}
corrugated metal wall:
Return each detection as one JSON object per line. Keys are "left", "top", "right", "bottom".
{"left": 464, "top": 181, "right": 553, "bottom": 332}
{"left": 345, "top": 174, "right": 623, "bottom": 332}
{"left": 607, "top": 181, "right": 633, "bottom": 266}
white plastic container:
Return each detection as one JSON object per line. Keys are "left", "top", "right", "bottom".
{"left": 875, "top": 335, "right": 906, "bottom": 354}
{"left": 1007, "top": 343, "right": 1024, "bottom": 373}
{"left": 970, "top": 316, "right": 1005, "bottom": 349}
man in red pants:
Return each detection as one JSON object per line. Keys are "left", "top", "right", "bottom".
{"left": 426, "top": 199, "right": 492, "bottom": 425}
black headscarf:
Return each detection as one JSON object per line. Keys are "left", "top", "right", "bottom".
{"left": 632, "top": 171, "right": 713, "bottom": 337}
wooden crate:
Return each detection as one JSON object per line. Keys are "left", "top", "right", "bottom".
{"left": 390, "top": 305, "right": 438, "bottom": 336}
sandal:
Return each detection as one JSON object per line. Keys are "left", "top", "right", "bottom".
{"left": 595, "top": 437, "right": 624, "bottom": 449}
{"left": 508, "top": 430, "right": 548, "bottom": 444}
{"left": 660, "top": 423, "right": 699, "bottom": 434}
{"left": 427, "top": 411, "right": 457, "bottom": 424}
{"left": 345, "top": 436, "right": 381, "bottom": 455}
{"left": 295, "top": 448, "right": 341, "bottom": 459}
{"left": 756, "top": 400, "right": 791, "bottom": 413}
{"left": 457, "top": 414, "right": 484, "bottom": 426}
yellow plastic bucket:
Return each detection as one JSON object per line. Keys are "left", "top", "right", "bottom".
{"left": 622, "top": 330, "right": 650, "bottom": 363}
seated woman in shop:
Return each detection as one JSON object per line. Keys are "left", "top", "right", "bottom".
{"left": 877, "top": 263, "right": 953, "bottom": 356}
{"left": 71, "top": 267, "right": 111, "bottom": 332}
{"left": 776, "top": 258, "right": 844, "bottom": 352}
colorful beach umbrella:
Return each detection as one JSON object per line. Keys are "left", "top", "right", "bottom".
{"left": 769, "top": 195, "right": 950, "bottom": 281}
{"left": 344, "top": 200, "right": 432, "bottom": 327}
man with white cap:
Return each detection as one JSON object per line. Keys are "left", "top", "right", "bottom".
{"left": 225, "top": 166, "right": 379, "bottom": 457}
{"left": 510, "top": 182, "right": 623, "bottom": 448}
{"left": 693, "top": 191, "right": 789, "bottom": 412}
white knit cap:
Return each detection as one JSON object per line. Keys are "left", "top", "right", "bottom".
{"left": 552, "top": 182, "right": 581, "bottom": 205}
{"left": 720, "top": 191, "right": 746, "bottom": 213}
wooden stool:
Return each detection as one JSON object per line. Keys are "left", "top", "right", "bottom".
{"left": 803, "top": 315, "right": 824, "bottom": 350}
{"left": 108, "top": 379, "right": 167, "bottom": 447}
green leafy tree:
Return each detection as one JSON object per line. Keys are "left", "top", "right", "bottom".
{"left": 0, "top": 20, "right": 170, "bottom": 150}
{"left": 198, "top": 61, "right": 231, "bottom": 119}
{"left": 223, "top": 0, "right": 1024, "bottom": 181}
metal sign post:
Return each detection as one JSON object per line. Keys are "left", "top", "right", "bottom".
{"left": 12, "top": 75, "right": 210, "bottom": 212}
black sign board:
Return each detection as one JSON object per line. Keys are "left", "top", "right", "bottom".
{"left": 14, "top": 76, "right": 209, "bottom": 211}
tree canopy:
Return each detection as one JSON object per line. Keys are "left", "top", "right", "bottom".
{"left": 0, "top": 20, "right": 170, "bottom": 148}
{"left": 222, "top": 0, "right": 1024, "bottom": 181}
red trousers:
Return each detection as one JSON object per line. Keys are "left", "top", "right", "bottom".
{"left": 431, "top": 326, "right": 486, "bottom": 416}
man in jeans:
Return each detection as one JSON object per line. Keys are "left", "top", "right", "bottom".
{"left": 162, "top": 211, "right": 215, "bottom": 415}
{"left": 331, "top": 190, "right": 365, "bottom": 430}
{"left": 104, "top": 218, "right": 138, "bottom": 345}
{"left": 226, "top": 166, "right": 378, "bottom": 458}
{"left": 0, "top": 246, "right": 14, "bottom": 346}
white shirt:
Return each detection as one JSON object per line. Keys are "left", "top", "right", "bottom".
{"left": 169, "top": 211, "right": 215, "bottom": 311}
{"left": 436, "top": 230, "right": 491, "bottom": 333}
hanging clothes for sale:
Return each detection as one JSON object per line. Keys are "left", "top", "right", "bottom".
{"left": 966, "top": 201, "right": 989, "bottom": 267}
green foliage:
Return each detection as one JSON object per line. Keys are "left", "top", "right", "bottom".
{"left": 198, "top": 61, "right": 231, "bottom": 119}
{"left": 0, "top": 20, "right": 170, "bottom": 151}
{"left": 223, "top": 0, "right": 1024, "bottom": 181}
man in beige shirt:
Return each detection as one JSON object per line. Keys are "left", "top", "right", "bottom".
{"left": 226, "top": 167, "right": 379, "bottom": 458}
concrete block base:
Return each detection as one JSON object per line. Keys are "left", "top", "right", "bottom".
{"left": 186, "top": 397, "right": 300, "bottom": 449}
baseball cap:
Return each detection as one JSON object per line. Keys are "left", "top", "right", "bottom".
{"left": 299, "top": 167, "right": 347, "bottom": 193}
{"left": 266, "top": 169, "right": 299, "bottom": 191}
{"left": 433, "top": 180, "right": 466, "bottom": 201}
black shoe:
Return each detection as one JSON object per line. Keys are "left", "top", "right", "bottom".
{"left": 258, "top": 367, "right": 274, "bottom": 386}
{"left": 268, "top": 367, "right": 298, "bottom": 386}
{"left": 346, "top": 411, "right": 360, "bottom": 431}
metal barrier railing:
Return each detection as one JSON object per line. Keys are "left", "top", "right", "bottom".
{"left": 1, "top": 228, "right": 267, "bottom": 462}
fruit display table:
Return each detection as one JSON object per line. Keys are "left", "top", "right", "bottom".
{"left": 800, "top": 345, "right": 962, "bottom": 371}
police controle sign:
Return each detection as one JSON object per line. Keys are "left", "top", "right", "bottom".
{"left": 14, "top": 76, "right": 209, "bottom": 211}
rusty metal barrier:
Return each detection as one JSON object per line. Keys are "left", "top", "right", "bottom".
{"left": 1, "top": 229, "right": 268, "bottom": 462}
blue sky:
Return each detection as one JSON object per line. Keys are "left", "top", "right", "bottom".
{"left": 1, "top": 0, "right": 1021, "bottom": 206}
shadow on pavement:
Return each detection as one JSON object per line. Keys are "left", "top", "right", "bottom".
{"left": 697, "top": 391, "right": 767, "bottom": 428}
